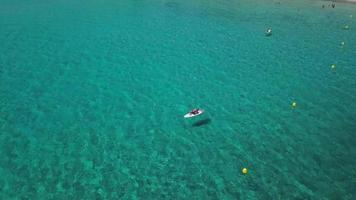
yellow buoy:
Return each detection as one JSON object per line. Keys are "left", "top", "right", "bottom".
{"left": 331, "top": 64, "right": 336, "bottom": 69}
{"left": 292, "top": 102, "right": 297, "bottom": 108}
{"left": 242, "top": 168, "right": 248, "bottom": 174}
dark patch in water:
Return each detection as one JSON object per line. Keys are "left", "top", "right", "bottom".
{"left": 164, "top": 1, "right": 180, "bottom": 8}
{"left": 192, "top": 118, "right": 211, "bottom": 127}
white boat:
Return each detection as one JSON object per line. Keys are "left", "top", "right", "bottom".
{"left": 184, "top": 109, "right": 204, "bottom": 118}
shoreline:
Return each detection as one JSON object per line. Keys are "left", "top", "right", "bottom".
{"left": 334, "top": 0, "right": 356, "bottom": 3}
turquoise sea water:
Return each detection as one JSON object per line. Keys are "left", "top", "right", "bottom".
{"left": 1, "top": 0, "right": 356, "bottom": 199}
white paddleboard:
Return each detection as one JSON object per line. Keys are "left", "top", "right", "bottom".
{"left": 184, "top": 109, "right": 204, "bottom": 118}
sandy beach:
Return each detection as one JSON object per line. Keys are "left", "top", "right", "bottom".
{"left": 336, "top": 0, "right": 356, "bottom": 3}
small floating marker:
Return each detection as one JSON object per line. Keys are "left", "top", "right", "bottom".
{"left": 341, "top": 41, "right": 345, "bottom": 47}
{"left": 242, "top": 168, "right": 248, "bottom": 174}
{"left": 265, "top": 28, "right": 272, "bottom": 37}
{"left": 291, "top": 102, "right": 297, "bottom": 108}
{"left": 350, "top": 15, "right": 353, "bottom": 18}
{"left": 343, "top": 25, "right": 349, "bottom": 30}
{"left": 331, "top": 64, "right": 336, "bottom": 69}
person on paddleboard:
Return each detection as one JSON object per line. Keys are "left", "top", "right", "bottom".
{"left": 184, "top": 108, "right": 204, "bottom": 118}
{"left": 190, "top": 109, "right": 200, "bottom": 115}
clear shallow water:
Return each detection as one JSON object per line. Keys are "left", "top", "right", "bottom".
{"left": 0, "top": 0, "right": 356, "bottom": 199}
